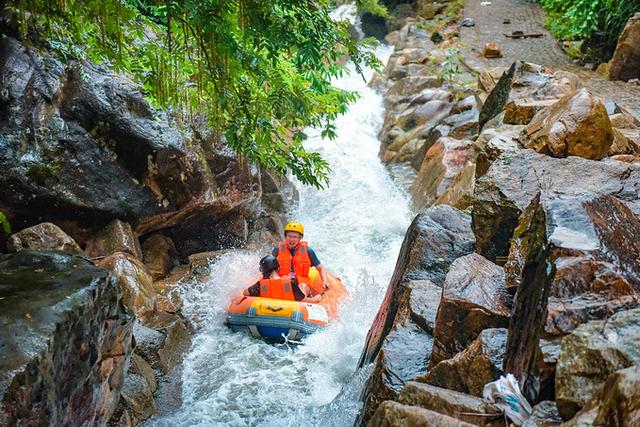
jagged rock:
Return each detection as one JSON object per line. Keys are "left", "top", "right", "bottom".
{"left": 452, "top": 95, "right": 477, "bottom": 115}
{"left": 409, "top": 137, "right": 476, "bottom": 211}
{"left": 473, "top": 149, "right": 640, "bottom": 261}
{"left": 522, "top": 401, "right": 562, "bottom": 427}
{"left": 368, "top": 401, "right": 476, "bottom": 427}
{"left": 97, "top": 252, "right": 156, "bottom": 321}
{"left": 407, "top": 280, "right": 442, "bottom": 334}
{"left": 609, "top": 13, "right": 640, "bottom": 81}
{"left": 431, "top": 253, "right": 511, "bottom": 365}
{"left": 473, "top": 124, "right": 524, "bottom": 177}
{"left": 477, "top": 67, "right": 507, "bottom": 95}
{"left": 141, "top": 233, "right": 177, "bottom": 280}
{"left": 87, "top": 219, "right": 142, "bottom": 260}
{"left": 563, "top": 365, "right": 640, "bottom": 426}
{"left": 398, "top": 382, "right": 504, "bottom": 426}
{"left": 113, "top": 373, "right": 157, "bottom": 426}
{"left": 523, "top": 88, "right": 613, "bottom": 160}
{"left": 132, "top": 317, "right": 191, "bottom": 374}
{"left": 260, "top": 167, "right": 299, "bottom": 213}
{"left": 7, "top": 222, "right": 82, "bottom": 253}
{"left": 0, "top": 251, "right": 133, "bottom": 426}
{"left": 129, "top": 353, "right": 156, "bottom": 394}
{"left": 503, "top": 99, "right": 557, "bottom": 125}
{"left": 502, "top": 194, "right": 554, "bottom": 401}
{"left": 358, "top": 206, "right": 475, "bottom": 424}
{"left": 610, "top": 128, "right": 640, "bottom": 156}
{"left": 0, "top": 37, "right": 261, "bottom": 251}
{"left": 152, "top": 264, "right": 190, "bottom": 313}
{"left": 555, "top": 308, "right": 640, "bottom": 419}
{"left": 609, "top": 109, "right": 640, "bottom": 128}
{"left": 444, "top": 108, "right": 479, "bottom": 140}
{"left": 396, "top": 100, "right": 454, "bottom": 132}
{"left": 418, "top": 328, "right": 507, "bottom": 397}
{"left": 410, "top": 125, "right": 448, "bottom": 170}
{"left": 479, "top": 62, "right": 580, "bottom": 129}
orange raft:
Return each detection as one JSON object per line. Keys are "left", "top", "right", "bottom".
{"left": 225, "top": 267, "right": 347, "bottom": 340}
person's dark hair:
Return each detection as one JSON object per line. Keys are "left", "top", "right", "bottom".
{"left": 259, "top": 255, "right": 279, "bottom": 278}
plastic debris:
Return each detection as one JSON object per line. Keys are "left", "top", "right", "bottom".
{"left": 483, "top": 374, "right": 533, "bottom": 426}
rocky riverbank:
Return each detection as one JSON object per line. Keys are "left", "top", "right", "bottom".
{"left": 358, "top": 1, "right": 640, "bottom": 425}
{"left": 0, "top": 34, "right": 296, "bottom": 425}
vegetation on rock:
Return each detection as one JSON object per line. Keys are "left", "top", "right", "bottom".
{"left": 4, "top": 0, "right": 382, "bottom": 187}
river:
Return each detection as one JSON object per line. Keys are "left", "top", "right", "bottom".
{"left": 148, "top": 5, "right": 411, "bottom": 426}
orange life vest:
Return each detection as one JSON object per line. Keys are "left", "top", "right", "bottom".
{"left": 258, "top": 277, "right": 295, "bottom": 301}
{"left": 276, "top": 241, "right": 312, "bottom": 280}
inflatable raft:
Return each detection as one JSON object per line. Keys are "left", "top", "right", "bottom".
{"left": 225, "top": 267, "right": 347, "bottom": 340}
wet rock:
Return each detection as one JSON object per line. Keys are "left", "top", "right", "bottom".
{"left": 503, "top": 99, "right": 558, "bottom": 125}
{"left": 444, "top": 108, "right": 480, "bottom": 140}
{"left": 523, "top": 88, "right": 613, "bottom": 160}
{"left": 97, "top": 252, "right": 156, "bottom": 321}
{"left": 563, "top": 365, "right": 640, "bottom": 426}
{"left": 368, "top": 401, "right": 476, "bottom": 427}
{"left": 361, "top": 12, "right": 388, "bottom": 41}
{"left": 522, "top": 401, "right": 562, "bottom": 427}
{"left": 472, "top": 149, "right": 640, "bottom": 261}
{"left": 113, "top": 373, "right": 157, "bottom": 426}
{"left": 483, "top": 43, "right": 502, "bottom": 59}
{"left": 359, "top": 317, "right": 434, "bottom": 424}
{"left": 418, "top": 328, "right": 507, "bottom": 397}
{"left": 86, "top": 219, "right": 143, "bottom": 260}
{"left": 387, "top": 75, "right": 442, "bottom": 98}
{"left": 152, "top": 264, "right": 190, "bottom": 313}
{"left": 609, "top": 13, "right": 640, "bottom": 82}
{"left": 555, "top": 308, "right": 640, "bottom": 419}
{"left": 410, "top": 125, "right": 448, "bottom": 171}
{"left": 129, "top": 353, "right": 156, "bottom": 393}
{"left": 0, "top": 251, "right": 134, "bottom": 426}
{"left": 398, "top": 382, "right": 504, "bottom": 426}
{"left": 460, "top": 18, "right": 476, "bottom": 27}
{"left": 132, "top": 317, "right": 191, "bottom": 374}
{"left": 7, "top": 222, "right": 82, "bottom": 253}
{"left": 0, "top": 37, "right": 261, "bottom": 249}
{"left": 409, "top": 137, "right": 476, "bottom": 211}
{"left": 141, "top": 233, "right": 177, "bottom": 280}
{"left": 431, "top": 253, "right": 511, "bottom": 365}
{"left": 408, "top": 280, "right": 442, "bottom": 334}
{"left": 474, "top": 125, "right": 524, "bottom": 177}
{"left": 260, "top": 167, "right": 299, "bottom": 213}
{"left": 358, "top": 206, "right": 474, "bottom": 424}
{"left": 479, "top": 62, "right": 574, "bottom": 129}
{"left": 395, "top": 100, "right": 454, "bottom": 132}
{"left": 502, "top": 194, "right": 554, "bottom": 401}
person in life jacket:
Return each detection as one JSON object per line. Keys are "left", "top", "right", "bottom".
{"left": 243, "top": 255, "right": 321, "bottom": 303}
{"left": 271, "top": 221, "right": 329, "bottom": 295}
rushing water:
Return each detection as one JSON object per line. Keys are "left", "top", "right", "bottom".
{"left": 149, "top": 5, "right": 411, "bottom": 426}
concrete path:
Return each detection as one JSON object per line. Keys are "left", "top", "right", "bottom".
{"left": 459, "top": 0, "right": 640, "bottom": 116}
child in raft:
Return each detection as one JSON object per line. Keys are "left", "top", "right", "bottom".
{"left": 243, "top": 255, "right": 322, "bottom": 303}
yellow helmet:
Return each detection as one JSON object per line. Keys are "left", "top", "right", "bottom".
{"left": 284, "top": 221, "right": 304, "bottom": 236}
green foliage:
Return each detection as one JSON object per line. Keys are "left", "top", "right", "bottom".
{"left": 0, "top": 211, "right": 11, "bottom": 235}
{"left": 439, "top": 47, "right": 462, "bottom": 86}
{"left": 6, "top": 0, "right": 382, "bottom": 188}
{"left": 540, "top": 0, "right": 640, "bottom": 46}
{"left": 356, "top": 0, "right": 388, "bottom": 17}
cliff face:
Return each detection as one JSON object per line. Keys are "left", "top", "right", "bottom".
{"left": 0, "top": 36, "right": 275, "bottom": 256}
{"left": 0, "top": 251, "right": 134, "bottom": 426}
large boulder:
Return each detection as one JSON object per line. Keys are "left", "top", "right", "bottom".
{"left": 609, "top": 13, "right": 640, "bottom": 82}
{"left": 7, "top": 222, "right": 82, "bottom": 253}
{"left": 473, "top": 149, "right": 640, "bottom": 261}
{"left": 0, "top": 37, "right": 261, "bottom": 251}
{"left": 563, "top": 365, "right": 640, "bottom": 426}
{"left": 133, "top": 319, "right": 192, "bottom": 374}
{"left": 358, "top": 206, "right": 475, "bottom": 424}
{"left": 430, "top": 253, "right": 511, "bottom": 365}
{"left": 417, "top": 328, "right": 507, "bottom": 397}
{"left": 0, "top": 251, "right": 134, "bottom": 426}
{"left": 409, "top": 137, "right": 476, "bottom": 211}
{"left": 359, "top": 205, "right": 475, "bottom": 366}
{"left": 523, "top": 88, "right": 614, "bottom": 160}
{"left": 368, "top": 401, "right": 476, "bottom": 427}
{"left": 555, "top": 308, "right": 640, "bottom": 419}
{"left": 397, "top": 382, "right": 504, "bottom": 426}
{"left": 97, "top": 252, "right": 156, "bottom": 321}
